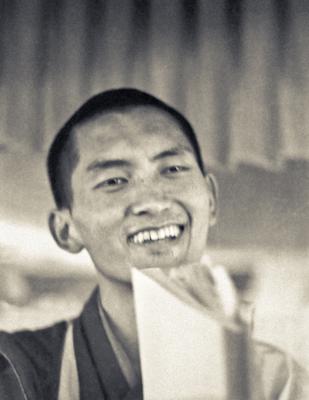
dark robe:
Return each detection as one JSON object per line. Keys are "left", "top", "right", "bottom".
{"left": 0, "top": 288, "right": 143, "bottom": 400}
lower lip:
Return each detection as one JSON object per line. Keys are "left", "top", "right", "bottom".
{"left": 135, "top": 236, "right": 180, "bottom": 247}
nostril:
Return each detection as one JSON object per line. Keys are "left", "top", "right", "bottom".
{"left": 127, "top": 200, "right": 171, "bottom": 217}
{"left": 136, "top": 210, "right": 148, "bottom": 216}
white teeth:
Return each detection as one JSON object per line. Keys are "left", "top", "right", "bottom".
{"left": 173, "top": 225, "right": 180, "bottom": 237}
{"left": 150, "top": 231, "right": 158, "bottom": 241}
{"left": 138, "top": 232, "right": 144, "bottom": 243}
{"left": 131, "top": 224, "right": 182, "bottom": 244}
{"left": 158, "top": 229, "right": 165, "bottom": 239}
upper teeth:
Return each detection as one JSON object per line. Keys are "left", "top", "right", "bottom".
{"left": 131, "top": 225, "right": 181, "bottom": 244}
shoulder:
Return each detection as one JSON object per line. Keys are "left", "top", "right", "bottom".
{"left": 0, "top": 321, "right": 68, "bottom": 400}
{"left": 0, "top": 320, "right": 68, "bottom": 365}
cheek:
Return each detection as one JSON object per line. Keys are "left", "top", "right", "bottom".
{"left": 180, "top": 177, "right": 210, "bottom": 213}
{"left": 72, "top": 202, "right": 123, "bottom": 250}
{"left": 186, "top": 183, "right": 211, "bottom": 236}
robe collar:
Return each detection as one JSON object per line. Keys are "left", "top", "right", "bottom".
{"left": 73, "top": 287, "right": 142, "bottom": 400}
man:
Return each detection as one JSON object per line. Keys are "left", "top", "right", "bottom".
{"left": 0, "top": 89, "right": 308, "bottom": 399}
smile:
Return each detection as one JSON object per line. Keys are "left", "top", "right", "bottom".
{"left": 128, "top": 224, "right": 184, "bottom": 245}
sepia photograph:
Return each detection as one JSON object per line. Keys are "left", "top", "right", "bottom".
{"left": 0, "top": 1, "right": 309, "bottom": 399}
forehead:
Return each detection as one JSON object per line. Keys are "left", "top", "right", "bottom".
{"left": 73, "top": 106, "right": 192, "bottom": 160}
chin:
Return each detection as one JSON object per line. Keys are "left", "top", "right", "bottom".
{"left": 132, "top": 253, "right": 185, "bottom": 271}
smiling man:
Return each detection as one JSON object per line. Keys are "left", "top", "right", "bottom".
{"left": 53, "top": 105, "right": 215, "bottom": 276}
{"left": 0, "top": 89, "right": 308, "bottom": 399}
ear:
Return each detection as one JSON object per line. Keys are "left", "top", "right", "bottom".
{"left": 205, "top": 173, "right": 218, "bottom": 226}
{"left": 48, "top": 209, "right": 84, "bottom": 254}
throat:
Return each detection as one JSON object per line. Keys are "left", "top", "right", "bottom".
{"left": 97, "top": 275, "right": 141, "bottom": 378}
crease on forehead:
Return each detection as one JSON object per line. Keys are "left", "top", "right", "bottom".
{"left": 73, "top": 105, "right": 190, "bottom": 155}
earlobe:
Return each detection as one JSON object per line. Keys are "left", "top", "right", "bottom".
{"left": 206, "top": 173, "right": 218, "bottom": 226}
{"left": 48, "top": 209, "right": 84, "bottom": 254}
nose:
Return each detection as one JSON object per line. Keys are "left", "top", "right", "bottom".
{"left": 127, "top": 198, "right": 172, "bottom": 217}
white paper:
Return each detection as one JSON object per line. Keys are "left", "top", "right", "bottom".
{"left": 132, "top": 267, "right": 229, "bottom": 400}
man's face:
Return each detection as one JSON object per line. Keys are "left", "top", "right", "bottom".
{"left": 70, "top": 106, "right": 216, "bottom": 283}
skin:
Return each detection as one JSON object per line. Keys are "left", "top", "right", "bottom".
{"left": 49, "top": 105, "right": 218, "bottom": 378}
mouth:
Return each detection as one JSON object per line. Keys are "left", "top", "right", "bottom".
{"left": 128, "top": 224, "right": 185, "bottom": 245}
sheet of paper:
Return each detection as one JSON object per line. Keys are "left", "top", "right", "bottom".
{"left": 132, "top": 267, "right": 229, "bottom": 400}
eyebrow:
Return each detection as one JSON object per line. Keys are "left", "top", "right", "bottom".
{"left": 152, "top": 146, "right": 193, "bottom": 161}
{"left": 86, "top": 159, "right": 132, "bottom": 172}
{"left": 86, "top": 146, "right": 193, "bottom": 173}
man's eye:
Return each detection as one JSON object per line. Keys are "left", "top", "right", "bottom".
{"left": 94, "top": 177, "right": 128, "bottom": 190}
{"left": 162, "top": 165, "right": 190, "bottom": 175}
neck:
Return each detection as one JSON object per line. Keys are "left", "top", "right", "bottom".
{"left": 97, "top": 272, "right": 141, "bottom": 377}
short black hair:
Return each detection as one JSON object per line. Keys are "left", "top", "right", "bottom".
{"left": 47, "top": 88, "right": 206, "bottom": 209}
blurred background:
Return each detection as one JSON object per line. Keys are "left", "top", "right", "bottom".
{"left": 0, "top": 0, "right": 309, "bottom": 368}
